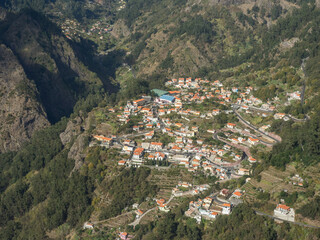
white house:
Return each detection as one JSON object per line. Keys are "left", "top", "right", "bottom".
{"left": 248, "top": 137, "right": 259, "bottom": 146}
{"left": 150, "top": 142, "right": 163, "bottom": 150}
{"left": 227, "top": 123, "right": 236, "bottom": 129}
{"left": 248, "top": 156, "right": 257, "bottom": 164}
{"left": 118, "top": 160, "right": 127, "bottom": 166}
{"left": 222, "top": 203, "right": 231, "bottom": 215}
{"left": 274, "top": 204, "right": 295, "bottom": 222}
{"left": 238, "top": 168, "right": 249, "bottom": 176}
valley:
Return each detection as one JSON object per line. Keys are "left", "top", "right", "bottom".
{"left": 1, "top": 0, "right": 320, "bottom": 239}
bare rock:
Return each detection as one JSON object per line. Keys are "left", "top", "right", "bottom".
{"left": 68, "top": 133, "right": 88, "bottom": 171}
{"left": 60, "top": 116, "right": 84, "bottom": 146}
{"left": 0, "top": 44, "right": 50, "bottom": 152}
{"left": 0, "top": 7, "right": 6, "bottom": 20}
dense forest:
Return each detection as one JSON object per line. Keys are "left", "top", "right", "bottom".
{"left": 0, "top": 121, "right": 159, "bottom": 239}
{"left": 268, "top": 112, "right": 320, "bottom": 168}
{"left": 133, "top": 204, "right": 320, "bottom": 240}
{"left": 99, "top": 168, "right": 159, "bottom": 220}
{"left": 0, "top": 120, "right": 94, "bottom": 239}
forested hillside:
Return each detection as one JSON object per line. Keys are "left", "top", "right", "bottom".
{"left": 134, "top": 204, "right": 320, "bottom": 240}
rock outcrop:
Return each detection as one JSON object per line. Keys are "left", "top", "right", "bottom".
{"left": 60, "top": 115, "right": 92, "bottom": 171}
{"left": 0, "top": 7, "right": 6, "bottom": 20}
{"left": 0, "top": 44, "right": 49, "bottom": 152}
{"left": 59, "top": 116, "right": 84, "bottom": 146}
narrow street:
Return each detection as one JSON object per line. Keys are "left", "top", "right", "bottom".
{"left": 232, "top": 107, "right": 280, "bottom": 143}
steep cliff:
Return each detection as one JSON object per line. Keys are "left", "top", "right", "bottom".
{"left": 1, "top": 10, "right": 105, "bottom": 123}
{"left": 0, "top": 10, "right": 114, "bottom": 152}
{"left": 0, "top": 44, "right": 49, "bottom": 152}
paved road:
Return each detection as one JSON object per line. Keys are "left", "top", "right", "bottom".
{"left": 128, "top": 207, "right": 157, "bottom": 227}
{"left": 238, "top": 129, "right": 274, "bottom": 146}
{"left": 211, "top": 193, "right": 227, "bottom": 205}
{"left": 232, "top": 104, "right": 273, "bottom": 113}
{"left": 233, "top": 108, "right": 280, "bottom": 143}
{"left": 128, "top": 195, "right": 175, "bottom": 227}
{"left": 287, "top": 114, "right": 309, "bottom": 122}
{"left": 213, "top": 132, "right": 250, "bottom": 168}
{"left": 255, "top": 210, "right": 320, "bottom": 229}
{"left": 93, "top": 211, "right": 134, "bottom": 225}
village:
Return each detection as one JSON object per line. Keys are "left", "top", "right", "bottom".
{"left": 55, "top": 0, "right": 127, "bottom": 42}
{"left": 87, "top": 77, "right": 302, "bottom": 238}
{"left": 49, "top": 0, "right": 124, "bottom": 42}
{"left": 60, "top": 18, "right": 113, "bottom": 41}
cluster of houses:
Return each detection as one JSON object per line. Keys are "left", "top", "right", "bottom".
{"left": 155, "top": 198, "right": 170, "bottom": 212}
{"left": 60, "top": 18, "right": 112, "bottom": 41}
{"left": 274, "top": 112, "right": 291, "bottom": 121}
{"left": 287, "top": 91, "right": 301, "bottom": 101}
{"left": 83, "top": 76, "right": 306, "bottom": 237}
{"left": 226, "top": 122, "right": 262, "bottom": 147}
{"left": 169, "top": 153, "right": 233, "bottom": 180}
{"left": 118, "top": 143, "right": 241, "bottom": 179}
{"left": 185, "top": 197, "right": 221, "bottom": 223}
{"left": 61, "top": 19, "right": 80, "bottom": 40}
{"left": 92, "top": 77, "right": 274, "bottom": 176}
{"left": 165, "top": 78, "right": 272, "bottom": 112}
{"left": 288, "top": 174, "right": 304, "bottom": 187}
{"left": 86, "top": 20, "right": 112, "bottom": 40}
{"left": 172, "top": 182, "right": 209, "bottom": 196}
{"left": 184, "top": 187, "right": 244, "bottom": 223}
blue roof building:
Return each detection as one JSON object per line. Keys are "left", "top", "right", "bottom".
{"left": 160, "top": 95, "right": 175, "bottom": 103}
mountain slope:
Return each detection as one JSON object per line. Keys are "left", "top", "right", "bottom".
{"left": 0, "top": 44, "right": 49, "bottom": 152}
{"left": 1, "top": 10, "right": 102, "bottom": 122}
{"left": 0, "top": 9, "right": 117, "bottom": 152}
{"left": 112, "top": 0, "right": 312, "bottom": 79}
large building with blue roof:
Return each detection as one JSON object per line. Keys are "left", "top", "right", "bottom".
{"left": 160, "top": 95, "right": 175, "bottom": 103}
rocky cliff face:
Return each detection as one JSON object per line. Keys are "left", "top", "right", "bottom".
{"left": 0, "top": 10, "right": 112, "bottom": 152}
{"left": 0, "top": 44, "right": 49, "bottom": 152}
{"left": 1, "top": 11, "right": 104, "bottom": 123}
{"left": 60, "top": 114, "right": 93, "bottom": 171}
{"left": 0, "top": 7, "right": 6, "bottom": 20}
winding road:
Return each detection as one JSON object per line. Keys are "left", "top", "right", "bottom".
{"left": 232, "top": 107, "right": 280, "bottom": 143}
{"left": 287, "top": 114, "right": 309, "bottom": 122}
{"left": 255, "top": 210, "right": 320, "bottom": 229}
{"left": 128, "top": 195, "right": 175, "bottom": 227}
{"left": 232, "top": 104, "right": 274, "bottom": 113}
